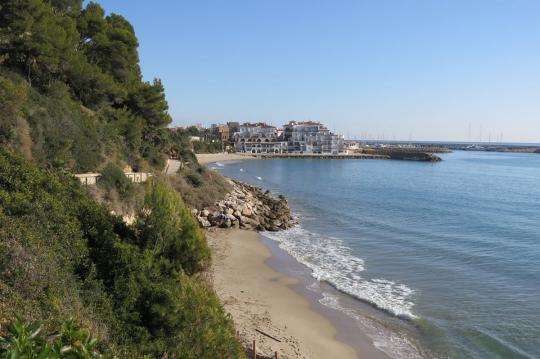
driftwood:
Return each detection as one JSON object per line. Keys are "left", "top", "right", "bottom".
{"left": 255, "top": 328, "right": 282, "bottom": 343}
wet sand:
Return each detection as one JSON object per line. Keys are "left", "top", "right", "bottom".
{"left": 207, "top": 229, "right": 389, "bottom": 359}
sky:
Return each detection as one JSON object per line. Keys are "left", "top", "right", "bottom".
{"left": 93, "top": 0, "right": 540, "bottom": 143}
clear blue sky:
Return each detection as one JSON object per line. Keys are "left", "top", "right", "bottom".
{"left": 93, "top": 0, "right": 540, "bottom": 142}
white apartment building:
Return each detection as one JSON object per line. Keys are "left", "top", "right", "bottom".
{"left": 283, "top": 121, "right": 345, "bottom": 154}
{"left": 234, "top": 120, "right": 345, "bottom": 154}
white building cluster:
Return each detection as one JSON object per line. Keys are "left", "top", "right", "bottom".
{"left": 234, "top": 121, "right": 345, "bottom": 155}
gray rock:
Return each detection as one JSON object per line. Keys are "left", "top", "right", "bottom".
{"left": 220, "top": 219, "right": 232, "bottom": 228}
{"left": 197, "top": 216, "right": 211, "bottom": 227}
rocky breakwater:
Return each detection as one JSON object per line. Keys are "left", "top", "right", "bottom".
{"left": 193, "top": 180, "right": 293, "bottom": 231}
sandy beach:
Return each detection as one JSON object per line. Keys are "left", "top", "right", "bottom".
{"left": 196, "top": 152, "right": 256, "bottom": 165}
{"left": 207, "top": 229, "right": 388, "bottom": 359}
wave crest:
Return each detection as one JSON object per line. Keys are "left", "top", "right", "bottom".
{"left": 262, "top": 225, "right": 417, "bottom": 319}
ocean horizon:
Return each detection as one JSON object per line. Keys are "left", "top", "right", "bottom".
{"left": 216, "top": 151, "right": 540, "bottom": 359}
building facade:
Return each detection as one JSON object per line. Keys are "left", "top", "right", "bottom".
{"left": 232, "top": 120, "right": 345, "bottom": 154}
{"left": 211, "top": 124, "right": 230, "bottom": 141}
{"left": 283, "top": 121, "right": 345, "bottom": 154}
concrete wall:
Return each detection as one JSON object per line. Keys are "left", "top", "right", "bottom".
{"left": 124, "top": 172, "right": 152, "bottom": 183}
{"left": 75, "top": 172, "right": 152, "bottom": 185}
{"left": 74, "top": 173, "right": 101, "bottom": 185}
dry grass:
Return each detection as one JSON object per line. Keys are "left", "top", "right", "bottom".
{"left": 85, "top": 183, "right": 145, "bottom": 217}
{"left": 167, "top": 166, "right": 232, "bottom": 210}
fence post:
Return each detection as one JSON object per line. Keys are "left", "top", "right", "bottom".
{"left": 252, "top": 340, "right": 256, "bottom": 359}
{"left": 275, "top": 351, "right": 278, "bottom": 359}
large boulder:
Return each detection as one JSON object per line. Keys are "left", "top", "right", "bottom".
{"left": 241, "top": 206, "right": 253, "bottom": 217}
{"left": 197, "top": 216, "right": 211, "bottom": 228}
{"left": 220, "top": 219, "right": 232, "bottom": 228}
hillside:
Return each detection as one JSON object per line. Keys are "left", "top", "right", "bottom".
{"left": 0, "top": 1, "right": 242, "bottom": 357}
{"left": 0, "top": 0, "right": 172, "bottom": 171}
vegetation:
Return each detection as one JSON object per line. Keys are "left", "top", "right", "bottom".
{"left": 0, "top": 1, "right": 243, "bottom": 356}
{"left": 0, "top": 149, "right": 244, "bottom": 358}
{"left": 168, "top": 127, "right": 225, "bottom": 155}
{"left": 99, "top": 163, "right": 134, "bottom": 199}
{"left": 192, "top": 139, "right": 224, "bottom": 154}
{"left": 0, "top": 317, "right": 104, "bottom": 358}
{"left": 0, "top": 0, "right": 172, "bottom": 172}
{"left": 169, "top": 166, "right": 232, "bottom": 210}
{"left": 167, "top": 130, "right": 232, "bottom": 209}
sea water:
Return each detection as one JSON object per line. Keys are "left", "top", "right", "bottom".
{"left": 218, "top": 151, "right": 540, "bottom": 358}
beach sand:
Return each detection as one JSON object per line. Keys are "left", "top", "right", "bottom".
{"left": 196, "top": 152, "right": 256, "bottom": 165}
{"left": 207, "top": 229, "right": 388, "bottom": 359}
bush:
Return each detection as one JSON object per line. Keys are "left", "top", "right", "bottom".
{"left": 0, "top": 74, "right": 28, "bottom": 145}
{"left": 99, "top": 163, "right": 134, "bottom": 199}
{"left": 185, "top": 171, "right": 203, "bottom": 187}
{"left": 192, "top": 140, "right": 223, "bottom": 154}
{"left": 0, "top": 317, "right": 104, "bottom": 358}
{"left": 137, "top": 179, "right": 210, "bottom": 275}
{"left": 0, "top": 149, "right": 244, "bottom": 358}
{"left": 168, "top": 166, "right": 232, "bottom": 210}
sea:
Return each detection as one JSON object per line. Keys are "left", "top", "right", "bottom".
{"left": 214, "top": 150, "right": 540, "bottom": 359}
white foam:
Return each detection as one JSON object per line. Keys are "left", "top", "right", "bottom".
{"left": 316, "top": 290, "right": 424, "bottom": 359}
{"left": 262, "top": 225, "right": 417, "bottom": 319}
{"left": 256, "top": 176, "right": 263, "bottom": 181}
{"left": 240, "top": 168, "right": 245, "bottom": 172}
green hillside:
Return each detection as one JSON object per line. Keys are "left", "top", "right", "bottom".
{"left": 0, "top": 0, "right": 174, "bottom": 171}
{"left": 0, "top": 1, "right": 243, "bottom": 357}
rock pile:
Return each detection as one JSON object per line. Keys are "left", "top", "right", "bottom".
{"left": 193, "top": 180, "right": 293, "bottom": 231}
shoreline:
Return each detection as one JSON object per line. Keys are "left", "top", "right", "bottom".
{"left": 196, "top": 152, "right": 257, "bottom": 165}
{"left": 207, "top": 229, "right": 389, "bottom": 359}
{"left": 199, "top": 153, "right": 393, "bottom": 358}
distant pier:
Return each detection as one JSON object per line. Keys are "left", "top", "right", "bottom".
{"left": 241, "top": 153, "right": 390, "bottom": 160}
{"left": 236, "top": 151, "right": 442, "bottom": 161}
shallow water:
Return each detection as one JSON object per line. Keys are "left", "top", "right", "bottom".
{"left": 218, "top": 151, "right": 540, "bottom": 359}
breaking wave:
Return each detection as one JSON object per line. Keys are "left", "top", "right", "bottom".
{"left": 262, "top": 225, "right": 417, "bottom": 320}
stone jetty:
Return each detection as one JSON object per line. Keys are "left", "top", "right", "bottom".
{"left": 193, "top": 179, "right": 294, "bottom": 231}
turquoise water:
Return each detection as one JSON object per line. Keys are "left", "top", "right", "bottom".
{"left": 216, "top": 151, "right": 540, "bottom": 359}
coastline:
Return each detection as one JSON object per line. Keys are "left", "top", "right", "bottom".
{"left": 196, "top": 152, "right": 256, "bottom": 165}
{"left": 199, "top": 152, "right": 392, "bottom": 358}
{"left": 207, "top": 229, "right": 389, "bottom": 359}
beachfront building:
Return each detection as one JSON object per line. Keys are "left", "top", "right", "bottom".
{"left": 344, "top": 140, "right": 360, "bottom": 154}
{"left": 237, "top": 122, "right": 277, "bottom": 138}
{"left": 233, "top": 120, "right": 345, "bottom": 154}
{"left": 234, "top": 122, "right": 287, "bottom": 153}
{"left": 227, "top": 122, "right": 240, "bottom": 141}
{"left": 283, "top": 121, "right": 345, "bottom": 154}
{"left": 239, "top": 136, "right": 288, "bottom": 154}
{"left": 211, "top": 124, "right": 230, "bottom": 141}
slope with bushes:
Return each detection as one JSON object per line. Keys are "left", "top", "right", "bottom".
{"left": 0, "top": 1, "right": 244, "bottom": 356}
{"left": 0, "top": 0, "right": 171, "bottom": 171}
{"left": 0, "top": 148, "right": 244, "bottom": 358}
